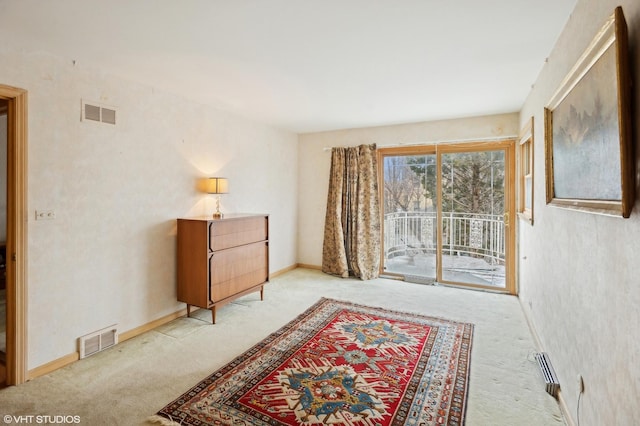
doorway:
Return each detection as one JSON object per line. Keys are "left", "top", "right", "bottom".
{"left": 379, "top": 140, "right": 516, "bottom": 294}
{"left": 0, "top": 84, "right": 28, "bottom": 386}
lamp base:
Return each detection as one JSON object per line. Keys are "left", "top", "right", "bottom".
{"left": 212, "top": 211, "right": 224, "bottom": 219}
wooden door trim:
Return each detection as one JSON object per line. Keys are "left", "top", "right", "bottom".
{"left": 1, "top": 84, "right": 28, "bottom": 385}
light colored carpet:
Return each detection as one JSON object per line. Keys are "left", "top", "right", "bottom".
{"left": 0, "top": 268, "right": 565, "bottom": 425}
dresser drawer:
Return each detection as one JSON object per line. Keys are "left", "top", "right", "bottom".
{"left": 209, "top": 241, "right": 268, "bottom": 302}
{"left": 209, "top": 216, "right": 268, "bottom": 251}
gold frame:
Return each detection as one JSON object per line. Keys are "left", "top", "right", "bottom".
{"left": 544, "top": 7, "right": 633, "bottom": 218}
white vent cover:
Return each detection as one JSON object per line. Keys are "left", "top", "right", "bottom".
{"left": 81, "top": 100, "right": 117, "bottom": 125}
{"left": 78, "top": 324, "right": 118, "bottom": 359}
{"left": 534, "top": 352, "right": 560, "bottom": 397}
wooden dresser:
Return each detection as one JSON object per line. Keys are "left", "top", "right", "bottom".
{"left": 177, "top": 214, "right": 269, "bottom": 323}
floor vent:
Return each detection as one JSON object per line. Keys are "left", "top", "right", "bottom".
{"left": 81, "top": 100, "right": 117, "bottom": 125}
{"left": 535, "top": 352, "right": 560, "bottom": 397}
{"left": 78, "top": 325, "right": 118, "bottom": 359}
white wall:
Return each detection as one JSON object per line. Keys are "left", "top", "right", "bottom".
{"left": 0, "top": 50, "right": 298, "bottom": 369}
{"left": 519, "top": 1, "right": 640, "bottom": 424}
{"left": 297, "top": 113, "right": 519, "bottom": 267}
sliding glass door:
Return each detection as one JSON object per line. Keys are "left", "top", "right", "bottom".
{"left": 381, "top": 153, "right": 438, "bottom": 283}
{"left": 379, "top": 141, "right": 515, "bottom": 293}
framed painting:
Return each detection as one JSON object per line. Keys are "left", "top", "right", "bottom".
{"left": 544, "top": 7, "right": 633, "bottom": 218}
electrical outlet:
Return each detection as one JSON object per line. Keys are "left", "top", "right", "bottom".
{"left": 35, "top": 210, "right": 56, "bottom": 220}
{"left": 577, "top": 374, "right": 584, "bottom": 393}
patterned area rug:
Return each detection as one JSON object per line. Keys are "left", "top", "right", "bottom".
{"left": 150, "top": 298, "right": 474, "bottom": 426}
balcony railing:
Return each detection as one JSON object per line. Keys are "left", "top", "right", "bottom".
{"left": 384, "top": 211, "right": 505, "bottom": 265}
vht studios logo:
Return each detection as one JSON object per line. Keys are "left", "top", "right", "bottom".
{"left": 3, "top": 415, "right": 81, "bottom": 424}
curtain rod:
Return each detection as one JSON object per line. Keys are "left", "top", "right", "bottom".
{"left": 322, "top": 135, "right": 518, "bottom": 151}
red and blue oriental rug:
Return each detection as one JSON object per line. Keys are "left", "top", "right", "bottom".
{"left": 150, "top": 298, "right": 474, "bottom": 426}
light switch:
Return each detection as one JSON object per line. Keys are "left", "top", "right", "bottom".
{"left": 35, "top": 210, "right": 56, "bottom": 220}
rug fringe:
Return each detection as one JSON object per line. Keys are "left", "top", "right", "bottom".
{"left": 147, "top": 414, "right": 182, "bottom": 426}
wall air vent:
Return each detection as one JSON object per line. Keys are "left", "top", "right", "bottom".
{"left": 81, "top": 100, "right": 117, "bottom": 125}
{"left": 78, "top": 324, "right": 118, "bottom": 359}
{"left": 534, "top": 352, "right": 560, "bottom": 397}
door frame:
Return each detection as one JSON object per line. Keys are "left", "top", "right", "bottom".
{"left": 378, "top": 140, "right": 516, "bottom": 294}
{"left": 1, "top": 84, "right": 28, "bottom": 385}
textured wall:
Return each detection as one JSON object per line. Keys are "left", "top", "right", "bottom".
{"left": 0, "top": 50, "right": 298, "bottom": 369}
{"left": 519, "top": 1, "right": 640, "bottom": 424}
{"left": 297, "top": 113, "right": 519, "bottom": 267}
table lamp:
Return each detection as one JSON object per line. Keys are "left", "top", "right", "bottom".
{"left": 205, "top": 177, "right": 228, "bottom": 218}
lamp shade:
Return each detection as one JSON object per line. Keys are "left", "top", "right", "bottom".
{"left": 205, "top": 177, "right": 229, "bottom": 194}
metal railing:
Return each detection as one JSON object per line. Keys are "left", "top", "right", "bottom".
{"left": 384, "top": 211, "right": 505, "bottom": 264}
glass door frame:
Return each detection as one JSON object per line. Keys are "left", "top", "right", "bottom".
{"left": 378, "top": 140, "right": 516, "bottom": 295}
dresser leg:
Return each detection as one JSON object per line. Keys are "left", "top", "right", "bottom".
{"left": 211, "top": 307, "right": 216, "bottom": 324}
{"left": 260, "top": 286, "right": 264, "bottom": 301}
{"left": 187, "top": 304, "right": 192, "bottom": 317}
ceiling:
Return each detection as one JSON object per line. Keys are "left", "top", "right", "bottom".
{"left": 0, "top": 0, "right": 577, "bottom": 133}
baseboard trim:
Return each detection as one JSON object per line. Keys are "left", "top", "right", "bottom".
{"left": 269, "top": 263, "right": 298, "bottom": 279}
{"left": 119, "top": 308, "right": 189, "bottom": 342}
{"left": 557, "top": 391, "right": 576, "bottom": 426}
{"left": 28, "top": 352, "right": 79, "bottom": 381}
{"left": 296, "top": 263, "right": 321, "bottom": 270}
{"left": 518, "top": 298, "right": 544, "bottom": 351}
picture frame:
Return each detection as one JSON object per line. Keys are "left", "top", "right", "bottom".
{"left": 544, "top": 6, "right": 634, "bottom": 218}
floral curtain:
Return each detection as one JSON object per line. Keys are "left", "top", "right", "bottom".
{"left": 322, "top": 144, "right": 381, "bottom": 280}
